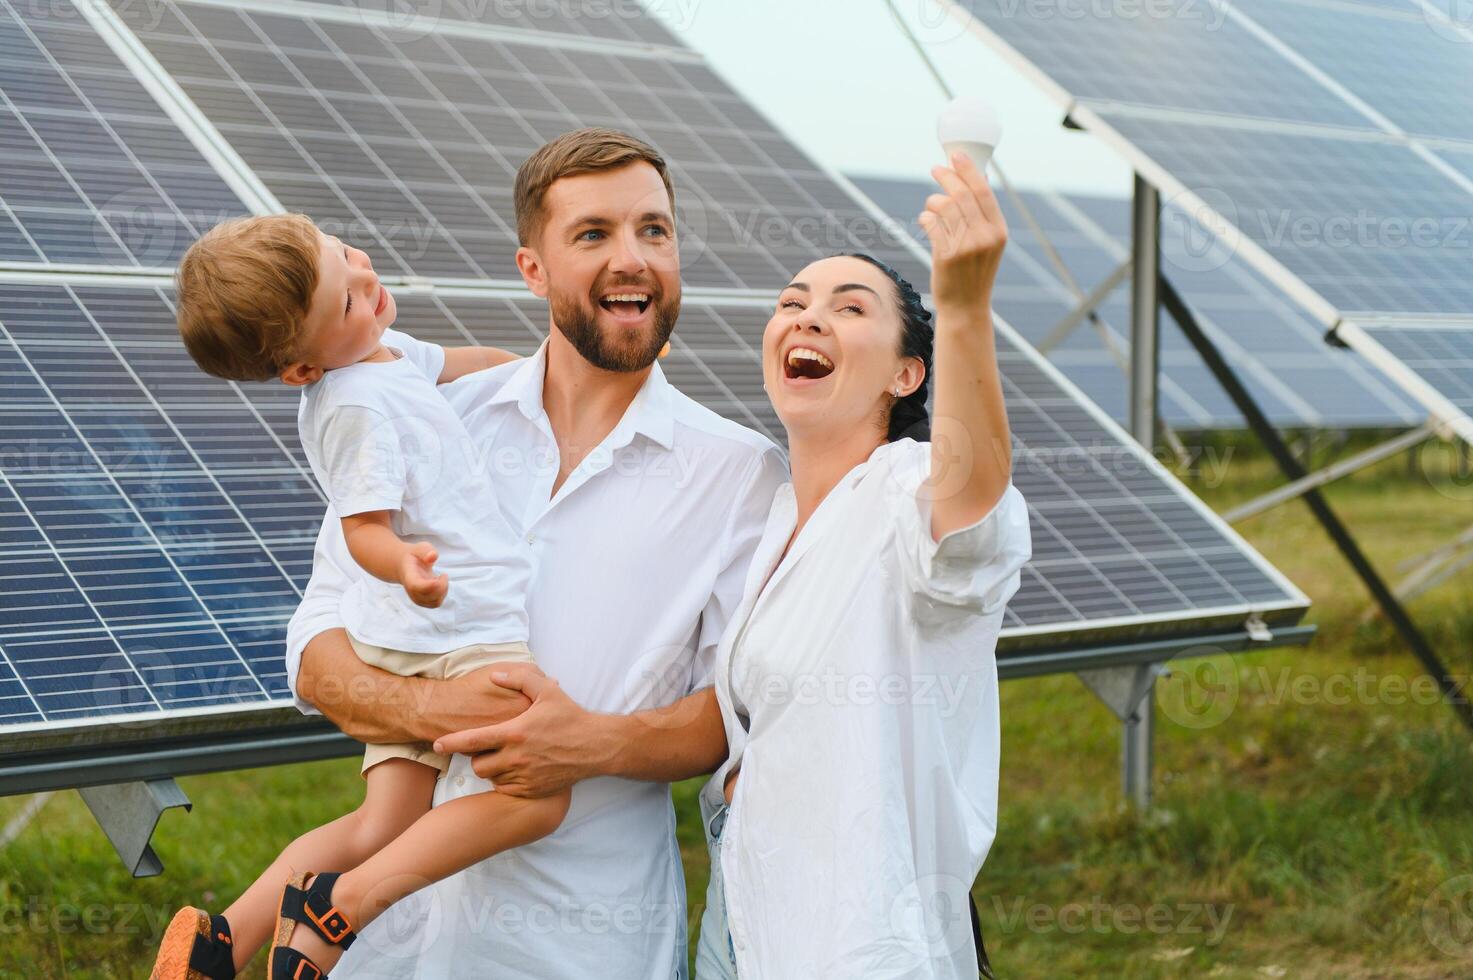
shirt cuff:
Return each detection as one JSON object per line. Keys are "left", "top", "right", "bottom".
{"left": 899, "top": 483, "right": 1031, "bottom": 619}
{"left": 330, "top": 494, "right": 403, "bottom": 519}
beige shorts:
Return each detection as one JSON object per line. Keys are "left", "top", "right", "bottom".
{"left": 348, "top": 634, "right": 537, "bottom": 777}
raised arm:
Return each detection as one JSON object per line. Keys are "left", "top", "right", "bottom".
{"left": 438, "top": 346, "right": 522, "bottom": 384}
{"left": 296, "top": 627, "right": 535, "bottom": 745}
{"left": 919, "top": 150, "right": 1013, "bottom": 541}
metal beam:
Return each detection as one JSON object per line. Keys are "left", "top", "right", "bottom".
{"left": 1161, "top": 274, "right": 1473, "bottom": 732}
{"left": 1038, "top": 258, "right": 1132, "bottom": 354}
{"left": 77, "top": 779, "right": 190, "bottom": 878}
{"left": 1225, "top": 422, "right": 1437, "bottom": 523}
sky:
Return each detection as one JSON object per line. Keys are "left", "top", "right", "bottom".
{"left": 642, "top": 0, "right": 1133, "bottom": 199}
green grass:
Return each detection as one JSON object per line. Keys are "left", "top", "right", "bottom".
{"left": 2, "top": 433, "right": 1471, "bottom": 978}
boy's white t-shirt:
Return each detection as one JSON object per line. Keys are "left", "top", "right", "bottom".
{"left": 297, "top": 329, "right": 531, "bottom": 653}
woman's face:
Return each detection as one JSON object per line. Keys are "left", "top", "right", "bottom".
{"left": 763, "top": 256, "right": 923, "bottom": 440}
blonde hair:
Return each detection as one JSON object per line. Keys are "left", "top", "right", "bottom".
{"left": 175, "top": 213, "right": 321, "bottom": 381}
{"left": 514, "top": 127, "right": 675, "bottom": 246}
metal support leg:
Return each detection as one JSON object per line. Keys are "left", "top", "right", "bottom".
{"left": 1130, "top": 177, "right": 1162, "bottom": 449}
{"left": 1122, "top": 176, "right": 1162, "bottom": 808}
{"left": 77, "top": 779, "right": 191, "bottom": 878}
{"left": 1076, "top": 664, "right": 1164, "bottom": 808}
{"left": 1161, "top": 275, "right": 1473, "bottom": 732}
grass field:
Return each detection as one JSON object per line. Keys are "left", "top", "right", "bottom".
{"left": 1, "top": 433, "right": 1470, "bottom": 979}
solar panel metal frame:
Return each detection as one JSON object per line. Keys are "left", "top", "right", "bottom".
{"left": 935, "top": 0, "right": 1473, "bottom": 447}
{"left": 0, "top": 0, "right": 1311, "bottom": 795}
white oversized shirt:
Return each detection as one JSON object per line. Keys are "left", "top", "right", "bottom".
{"left": 285, "top": 336, "right": 788, "bottom": 979}
{"left": 702, "top": 439, "right": 1031, "bottom": 980}
{"left": 297, "top": 335, "right": 531, "bottom": 651}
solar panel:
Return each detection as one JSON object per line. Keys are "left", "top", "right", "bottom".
{"left": 0, "top": 0, "right": 1309, "bottom": 777}
{"left": 852, "top": 175, "right": 1424, "bottom": 429}
{"left": 109, "top": 0, "right": 928, "bottom": 288}
{"left": 1094, "top": 112, "right": 1473, "bottom": 319}
{"left": 1361, "top": 324, "right": 1473, "bottom": 418}
{"left": 954, "top": 0, "right": 1380, "bottom": 130}
{"left": 0, "top": 0, "right": 249, "bottom": 268}
{"left": 1230, "top": 0, "right": 1473, "bottom": 144}
{"left": 0, "top": 275, "right": 1307, "bottom": 742}
{"left": 281, "top": 0, "right": 683, "bottom": 48}
{"left": 942, "top": 0, "right": 1473, "bottom": 443}
{"left": 1335, "top": 320, "right": 1473, "bottom": 444}
{"left": 946, "top": 0, "right": 1473, "bottom": 316}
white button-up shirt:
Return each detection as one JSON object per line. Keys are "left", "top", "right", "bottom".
{"left": 702, "top": 439, "right": 1031, "bottom": 980}
{"left": 285, "top": 334, "right": 787, "bottom": 979}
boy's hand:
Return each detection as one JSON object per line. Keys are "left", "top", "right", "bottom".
{"left": 399, "top": 542, "right": 449, "bottom": 608}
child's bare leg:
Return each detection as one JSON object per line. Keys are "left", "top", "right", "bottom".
{"left": 220, "top": 758, "right": 437, "bottom": 970}
{"left": 288, "top": 786, "right": 571, "bottom": 970}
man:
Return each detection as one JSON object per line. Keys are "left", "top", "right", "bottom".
{"left": 285, "top": 128, "right": 787, "bottom": 978}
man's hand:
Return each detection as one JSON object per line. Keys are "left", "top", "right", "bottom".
{"left": 434, "top": 664, "right": 615, "bottom": 798}
{"left": 398, "top": 542, "right": 449, "bottom": 608}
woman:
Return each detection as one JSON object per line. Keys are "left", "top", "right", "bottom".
{"left": 694, "top": 152, "right": 1031, "bottom": 979}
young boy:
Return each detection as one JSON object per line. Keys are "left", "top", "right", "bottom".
{"left": 151, "top": 214, "right": 569, "bottom": 980}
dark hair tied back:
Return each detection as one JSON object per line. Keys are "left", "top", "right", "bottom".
{"left": 842, "top": 253, "right": 933, "bottom": 442}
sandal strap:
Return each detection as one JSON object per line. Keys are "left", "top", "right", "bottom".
{"left": 270, "top": 945, "right": 328, "bottom": 980}
{"left": 279, "top": 872, "right": 357, "bottom": 950}
{"left": 190, "top": 913, "right": 237, "bottom": 978}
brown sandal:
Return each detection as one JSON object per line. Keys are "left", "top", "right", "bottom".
{"left": 267, "top": 871, "right": 357, "bottom": 980}
{"left": 150, "top": 906, "right": 236, "bottom": 979}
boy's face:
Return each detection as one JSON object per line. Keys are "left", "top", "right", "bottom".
{"left": 515, "top": 162, "right": 681, "bottom": 372}
{"left": 280, "top": 232, "right": 396, "bottom": 386}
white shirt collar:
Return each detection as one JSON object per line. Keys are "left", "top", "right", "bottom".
{"left": 486, "top": 338, "right": 676, "bottom": 451}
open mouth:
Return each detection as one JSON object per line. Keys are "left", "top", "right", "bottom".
{"left": 784, "top": 346, "right": 835, "bottom": 381}
{"left": 598, "top": 292, "right": 652, "bottom": 318}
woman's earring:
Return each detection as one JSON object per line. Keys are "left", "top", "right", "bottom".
{"left": 893, "top": 387, "right": 901, "bottom": 397}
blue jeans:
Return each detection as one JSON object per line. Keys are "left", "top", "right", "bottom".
{"left": 694, "top": 802, "right": 739, "bottom": 980}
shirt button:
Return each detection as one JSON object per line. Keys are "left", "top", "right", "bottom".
{"left": 455, "top": 776, "right": 466, "bottom": 788}
{"left": 525, "top": 532, "right": 535, "bottom": 545}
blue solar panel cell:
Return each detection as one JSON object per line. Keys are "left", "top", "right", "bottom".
{"left": 169, "top": 545, "right": 300, "bottom": 620}
{"left": 11, "top": 631, "right": 157, "bottom": 717}
{"left": 117, "top": 474, "right": 254, "bottom": 545}
{"left": 70, "top": 409, "right": 197, "bottom": 474}
{"left": 120, "top": 625, "right": 262, "bottom": 707}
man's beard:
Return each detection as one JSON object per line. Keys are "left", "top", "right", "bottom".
{"left": 550, "top": 285, "right": 680, "bottom": 373}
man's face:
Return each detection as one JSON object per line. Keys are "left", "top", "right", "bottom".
{"left": 519, "top": 162, "right": 681, "bottom": 372}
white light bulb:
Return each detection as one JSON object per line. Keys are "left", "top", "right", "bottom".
{"left": 937, "top": 95, "right": 1002, "bottom": 173}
